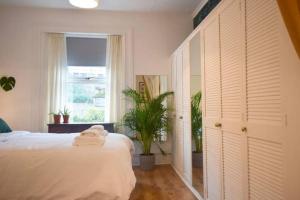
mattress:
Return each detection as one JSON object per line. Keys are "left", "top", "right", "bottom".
{"left": 0, "top": 131, "right": 136, "bottom": 200}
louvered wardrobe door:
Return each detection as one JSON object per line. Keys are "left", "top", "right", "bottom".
{"left": 202, "top": 16, "right": 222, "bottom": 200}
{"left": 219, "top": 0, "right": 245, "bottom": 199}
{"left": 245, "top": 0, "right": 286, "bottom": 199}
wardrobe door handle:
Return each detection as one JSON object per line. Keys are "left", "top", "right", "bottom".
{"left": 179, "top": 116, "right": 183, "bottom": 119}
{"left": 241, "top": 127, "right": 247, "bottom": 132}
{"left": 215, "top": 122, "right": 222, "bottom": 128}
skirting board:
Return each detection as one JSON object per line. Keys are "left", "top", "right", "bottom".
{"left": 171, "top": 165, "right": 203, "bottom": 200}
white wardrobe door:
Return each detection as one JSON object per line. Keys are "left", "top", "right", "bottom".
{"left": 204, "top": 18, "right": 222, "bottom": 123}
{"left": 220, "top": 0, "right": 243, "bottom": 122}
{"left": 222, "top": 132, "right": 243, "bottom": 200}
{"left": 219, "top": 0, "right": 245, "bottom": 199}
{"left": 246, "top": 0, "right": 285, "bottom": 199}
{"left": 206, "top": 128, "right": 223, "bottom": 200}
{"left": 175, "top": 49, "right": 184, "bottom": 175}
{"left": 182, "top": 44, "right": 192, "bottom": 183}
{"left": 171, "top": 55, "right": 178, "bottom": 168}
{"left": 202, "top": 16, "right": 222, "bottom": 200}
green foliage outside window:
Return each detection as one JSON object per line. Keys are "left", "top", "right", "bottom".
{"left": 94, "top": 87, "right": 105, "bottom": 98}
{"left": 72, "top": 107, "right": 104, "bottom": 122}
{"left": 70, "top": 84, "right": 94, "bottom": 104}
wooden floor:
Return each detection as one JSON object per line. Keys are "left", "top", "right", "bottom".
{"left": 130, "top": 165, "right": 197, "bottom": 200}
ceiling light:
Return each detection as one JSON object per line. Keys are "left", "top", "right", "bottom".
{"left": 69, "top": 0, "right": 99, "bottom": 9}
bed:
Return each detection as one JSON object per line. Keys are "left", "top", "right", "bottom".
{"left": 0, "top": 131, "right": 136, "bottom": 200}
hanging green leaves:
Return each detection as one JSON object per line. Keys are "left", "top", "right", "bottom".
{"left": 0, "top": 76, "right": 16, "bottom": 92}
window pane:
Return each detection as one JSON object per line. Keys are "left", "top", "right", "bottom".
{"left": 65, "top": 66, "right": 106, "bottom": 123}
{"left": 67, "top": 66, "right": 106, "bottom": 81}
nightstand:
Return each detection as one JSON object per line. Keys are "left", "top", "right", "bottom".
{"left": 47, "top": 123, "right": 115, "bottom": 133}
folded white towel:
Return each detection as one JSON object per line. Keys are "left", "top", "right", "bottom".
{"left": 102, "top": 130, "right": 109, "bottom": 136}
{"left": 73, "top": 135, "right": 106, "bottom": 147}
{"left": 79, "top": 125, "right": 109, "bottom": 140}
{"left": 80, "top": 129, "right": 101, "bottom": 137}
{"left": 90, "top": 125, "right": 104, "bottom": 131}
{"left": 84, "top": 125, "right": 109, "bottom": 137}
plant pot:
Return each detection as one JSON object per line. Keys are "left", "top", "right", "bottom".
{"left": 53, "top": 115, "right": 61, "bottom": 124}
{"left": 192, "top": 152, "right": 203, "bottom": 168}
{"left": 63, "top": 115, "right": 69, "bottom": 124}
{"left": 139, "top": 154, "right": 155, "bottom": 170}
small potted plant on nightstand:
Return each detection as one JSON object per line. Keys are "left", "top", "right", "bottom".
{"left": 62, "top": 107, "right": 71, "bottom": 124}
{"left": 50, "top": 111, "right": 62, "bottom": 124}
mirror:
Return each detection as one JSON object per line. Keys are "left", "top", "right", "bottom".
{"left": 136, "top": 75, "right": 168, "bottom": 141}
{"left": 189, "top": 32, "right": 204, "bottom": 196}
{"left": 136, "top": 75, "right": 168, "bottom": 100}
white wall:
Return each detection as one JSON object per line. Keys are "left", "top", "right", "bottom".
{"left": 0, "top": 6, "right": 193, "bottom": 133}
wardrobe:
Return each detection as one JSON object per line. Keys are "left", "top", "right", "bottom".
{"left": 171, "top": 0, "right": 298, "bottom": 199}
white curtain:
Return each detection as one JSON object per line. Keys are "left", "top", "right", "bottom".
{"left": 105, "top": 35, "right": 125, "bottom": 125}
{"left": 46, "top": 33, "right": 67, "bottom": 123}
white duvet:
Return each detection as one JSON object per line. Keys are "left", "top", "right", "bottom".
{"left": 0, "top": 131, "right": 136, "bottom": 200}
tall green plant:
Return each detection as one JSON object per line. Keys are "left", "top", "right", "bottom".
{"left": 191, "top": 91, "right": 202, "bottom": 153}
{"left": 122, "top": 88, "right": 173, "bottom": 155}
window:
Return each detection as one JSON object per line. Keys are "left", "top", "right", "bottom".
{"left": 65, "top": 36, "right": 108, "bottom": 123}
{"left": 65, "top": 66, "right": 107, "bottom": 123}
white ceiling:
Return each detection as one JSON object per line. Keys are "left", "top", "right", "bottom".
{"left": 0, "top": 0, "right": 202, "bottom": 12}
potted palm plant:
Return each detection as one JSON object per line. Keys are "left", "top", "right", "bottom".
{"left": 122, "top": 87, "right": 173, "bottom": 170}
{"left": 191, "top": 91, "right": 203, "bottom": 168}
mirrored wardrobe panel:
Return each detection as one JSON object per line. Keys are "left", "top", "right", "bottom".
{"left": 189, "top": 32, "right": 203, "bottom": 197}
{"left": 136, "top": 75, "right": 168, "bottom": 100}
